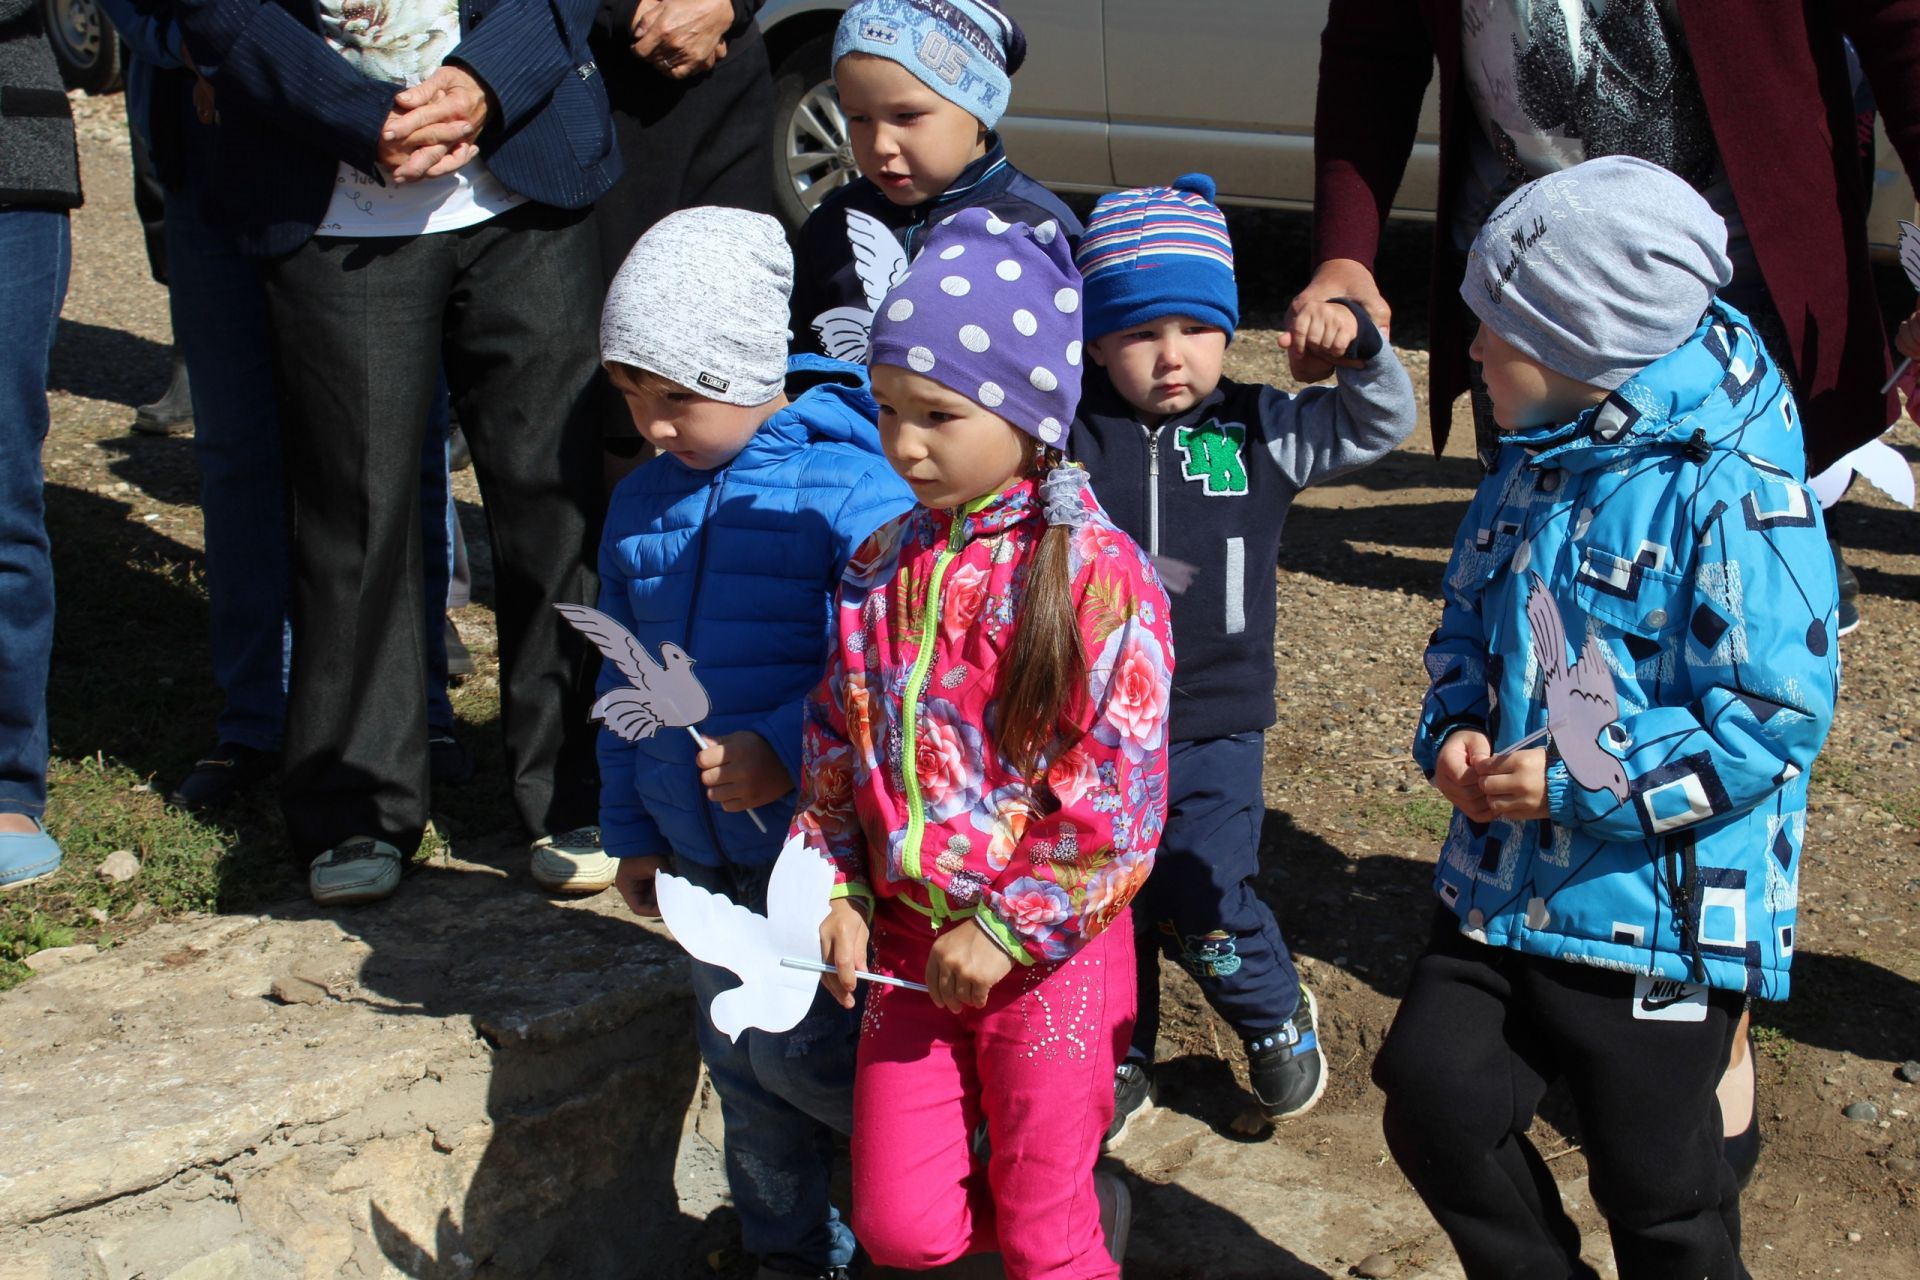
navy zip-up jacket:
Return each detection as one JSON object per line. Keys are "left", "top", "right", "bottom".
{"left": 788, "top": 137, "right": 1081, "bottom": 362}
{"left": 1069, "top": 337, "right": 1416, "bottom": 742}
{"left": 170, "top": 0, "right": 620, "bottom": 257}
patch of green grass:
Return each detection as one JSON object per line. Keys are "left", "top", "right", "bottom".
{"left": 1358, "top": 791, "right": 1456, "bottom": 842}
{"left": 1750, "top": 1022, "right": 1794, "bottom": 1063}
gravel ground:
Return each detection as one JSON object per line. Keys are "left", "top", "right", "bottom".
{"left": 43, "top": 90, "right": 1920, "bottom": 1277}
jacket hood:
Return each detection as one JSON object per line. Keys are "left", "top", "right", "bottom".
{"left": 734, "top": 355, "right": 888, "bottom": 467}
{"left": 1504, "top": 301, "right": 1807, "bottom": 481}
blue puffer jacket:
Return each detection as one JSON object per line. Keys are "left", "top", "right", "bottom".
{"left": 1415, "top": 303, "right": 1840, "bottom": 1000}
{"left": 596, "top": 357, "right": 915, "bottom": 866}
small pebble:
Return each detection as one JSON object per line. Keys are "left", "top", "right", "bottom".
{"left": 1846, "top": 1232, "right": 1863, "bottom": 1244}
{"left": 1844, "top": 1101, "right": 1880, "bottom": 1123}
{"left": 268, "top": 974, "right": 330, "bottom": 1005}
{"left": 96, "top": 849, "right": 141, "bottom": 883}
{"left": 1885, "top": 1156, "right": 1919, "bottom": 1176}
{"left": 1897, "top": 1060, "right": 1920, "bottom": 1083}
{"left": 1353, "top": 1253, "right": 1398, "bottom": 1279}
{"left": 86, "top": 907, "right": 109, "bottom": 924}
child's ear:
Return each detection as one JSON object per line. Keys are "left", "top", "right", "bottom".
{"left": 1084, "top": 336, "right": 1109, "bottom": 369}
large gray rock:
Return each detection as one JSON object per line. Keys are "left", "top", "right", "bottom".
{"left": 0, "top": 841, "right": 704, "bottom": 1278}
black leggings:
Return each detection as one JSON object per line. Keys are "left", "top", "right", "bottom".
{"left": 1374, "top": 910, "right": 1747, "bottom": 1280}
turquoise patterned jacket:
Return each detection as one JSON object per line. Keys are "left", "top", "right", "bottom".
{"left": 1415, "top": 302, "right": 1840, "bottom": 1000}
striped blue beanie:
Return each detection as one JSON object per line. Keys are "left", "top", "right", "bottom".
{"left": 1076, "top": 173, "right": 1239, "bottom": 341}
{"left": 833, "top": 0, "right": 1026, "bottom": 128}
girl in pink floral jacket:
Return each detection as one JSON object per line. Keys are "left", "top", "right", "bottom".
{"left": 792, "top": 209, "right": 1173, "bottom": 1279}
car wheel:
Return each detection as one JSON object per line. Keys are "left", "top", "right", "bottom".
{"left": 41, "top": 0, "right": 123, "bottom": 94}
{"left": 770, "top": 31, "right": 858, "bottom": 233}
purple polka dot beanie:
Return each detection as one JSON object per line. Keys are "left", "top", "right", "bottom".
{"left": 868, "top": 207, "right": 1083, "bottom": 447}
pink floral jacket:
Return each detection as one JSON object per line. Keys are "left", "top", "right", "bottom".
{"left": 793, "top": 475, "right": 1175, "bottom": 965}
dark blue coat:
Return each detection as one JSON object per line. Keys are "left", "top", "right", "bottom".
{"left": 170, "top": 0, "right": 619, "bottom": 256}
{"left": 595, "top": 358, "right": 915, "bottom": 867}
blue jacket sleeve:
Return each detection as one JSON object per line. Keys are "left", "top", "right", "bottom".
{"left": 751, "top": 462, "right": 916, "bottom": 785}
{"left": 1547, "top": 471, "right": 1840, "bottom": 841}
{"left": 103, "top": 0, "right": 185, "bottom": 67}
{"left": 1413, "top": 473, "right": 1505, "bottom": 776}
{"left": 594, "top": 528, "right": 669, "bottom": 860}
{"left": 447, "top": 0, "right": 584, "bottom": 134}
{"left": 172, "top": 0, "right": 397, "bottom": 174}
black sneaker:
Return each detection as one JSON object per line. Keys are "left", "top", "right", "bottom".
{"left": 1837, "top": 596, "right": 1862, "bottom": 637}
{"left": 1102, "top": 1061, "right": 1156, "bottom": 1150}
{"left": 166, "top": 743, "right": 279, "bottom": 813}
{"left": 1247, "top": 985, "right": 1327, "bottom": 1120}
{"left": 429, "top": 733, "right": 476, "bottom": 786}
{"left": 1834, "top": 541, "right": 1862, "bottom": 636}
{"left": 1095, "top": 1170, "right": 1132, "bottom": 1264}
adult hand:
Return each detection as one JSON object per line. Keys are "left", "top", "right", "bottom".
{"left": 1283, "top": 258, "right": 1389, "bottom": 383}
{"left": 924, "top": 922, "right": 1014, "bottom": 1012}
{"left": 613, "top": 854, "right": 665, "bottom": 917}
{"left": 380, "top": 66, "right": 494, "bottom": 181}
{"left": 1475, "top": 747, "right": 1551, "bottom": 822}
{"left": 819, "top": 897, "right": 871, "bottom": 1009}
{"left": 632, "top": 0, "right": 733, "bottom": 80}
{"left": 191, "top": 73, "right": 216, "bottom": 125}
{"left": 1431, "top": 728, "right": 1495, "bottom": 825}
{"left": 1279, "top": 297, "right": 1365, "bottom": 378}
{"left": 695, "top": 731, "right": 792, "bottom": 812}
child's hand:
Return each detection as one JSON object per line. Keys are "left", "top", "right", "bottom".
{"left": 613, "top": 855, "right": 665, "bottom": 918}
{"left": 1432, "top": 729, "right": 1496, "bottom": 824}
{"left": 1475, "top": 748, "right": 1551, "bottom": 822}
{"left": 819, "top": 897, "right": 871, "bottom": 1009}
{"left": 696, "top": 731, "right": 792, "bottom": 812}
{"left": 925, "top": 922, "right": 1015, "bottom": 1012}
{"left": 1277, "top": 298, "right": 1364, "bottom": 378}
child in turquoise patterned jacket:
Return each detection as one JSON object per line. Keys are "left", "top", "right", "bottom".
{"left": 1376, "top": 157, "right": 1839, "bottom": 1279}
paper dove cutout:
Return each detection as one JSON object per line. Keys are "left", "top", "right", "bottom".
{"left": 555, "top": 604, "right": 710, "bottom": 742}
{"left": 657, "top": 832, "right": 835, "bottom": 1041}
{"left": 1523, "top": 572, "right": 1631, "bottom": 803}
{"left": 810, "top": 208, "right": 909, "bottom": 363}
{"left": 1881, "top": 222, "right": 1920, "bottom": 397}
{"left": 1811, "top": 435, "right": 1916, "bottom": 510}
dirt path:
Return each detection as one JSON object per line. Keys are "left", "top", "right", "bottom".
{"left": 23, "top": 91, "right": 1920, "bottom": 1277}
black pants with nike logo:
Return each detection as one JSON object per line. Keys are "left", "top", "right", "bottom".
{"left": 1374, "top": 908, "right": 1748, "bottom": 1280}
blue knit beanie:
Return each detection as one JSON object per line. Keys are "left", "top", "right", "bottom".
{"left": 1076, "top": 173, "right": 1239, "bottom": 342}
{"left": 833, "top": 0, "right": 1026, "bottom": 129}
{"left": 869, "top": 208, "right": 1083, "bottom": 447}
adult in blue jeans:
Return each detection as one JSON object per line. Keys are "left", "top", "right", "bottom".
{"left": 0, "top": 0, "right": 80, "bottom": 887}
{"left": 100, "top": 0, "right": 475, "bottom": 810}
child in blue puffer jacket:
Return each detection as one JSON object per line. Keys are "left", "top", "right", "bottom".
{"left": 1376, "top": 158, "right": 1839, "bottom": 1280}
{"left": 585, "top": 206, "right": 914, "bottom": 1280}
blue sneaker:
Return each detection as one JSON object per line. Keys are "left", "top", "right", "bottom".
{"left": 0, "top": 819, "right": 63, "bottom": 889}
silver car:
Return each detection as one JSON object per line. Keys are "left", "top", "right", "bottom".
{"left": 760, "top": 0, "right": 1911, "bottom": 253}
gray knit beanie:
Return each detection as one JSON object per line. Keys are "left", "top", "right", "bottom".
{"left": 600, "top": 207, "right": 793, "bottom": 406}
{"left": 1461, "top": 156, "right": 1733, "bottom": 391}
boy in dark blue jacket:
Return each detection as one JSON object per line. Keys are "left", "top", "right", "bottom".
{"left": 787, "top": 0, "right": 1080, "bottom": 364}
{"left": 1069, "top": 175, "right": 1417, "bottom": 1142}
{"left": 586, "top": 206, "right": 913, "bottom": 1280}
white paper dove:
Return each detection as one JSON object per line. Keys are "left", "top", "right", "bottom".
{"left": 1810, "top": 435, "right": 1915, "bottom": 510}
{"left": 556, "top": 603, "right": 710, "bottom": 741}
{"left": 656, "top": 832, "right": 927, "bottom": 1041}
{"left": 1503, "top": 573, "right": 1631, "bottom": 803}
{"left": 809, "top": 208, "right": 909, "bottom": 363}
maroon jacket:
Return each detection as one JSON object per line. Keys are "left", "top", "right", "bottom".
{"left": 1311, "top": 0, "right": 1920, "bottom": 471}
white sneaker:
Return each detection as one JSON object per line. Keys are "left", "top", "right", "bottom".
{"left": 308, "top": 837, "right": 404, "bottom": 905}
{"left": 530, "top": 826, "right": 615, "bottom": 893}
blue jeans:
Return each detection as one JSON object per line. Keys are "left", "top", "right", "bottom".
{"left": 677, "top": 857, "right": 858, "bottom": 1273}
{"left": 1130, "top": 733, "right": 1302, "bottom": 1061}
{"left": 165, "top": 123, "right": 455, "bottom": 752}
{"left": 0, "top": 210, "right": 71, "bottom": 819}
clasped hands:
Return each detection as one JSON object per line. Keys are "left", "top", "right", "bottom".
{"left": 631, "top": 0, "right": 734, "bottom": 80}
{"left": 378, "top": 65, "right": 497, "bottom": 183}
{"left": 1431, "top": 729, "right": 1551, "bottom": 824}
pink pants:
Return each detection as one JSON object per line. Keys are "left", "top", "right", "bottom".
{"left": 852, "top": 902, "right": 1135, "bottom": 1279}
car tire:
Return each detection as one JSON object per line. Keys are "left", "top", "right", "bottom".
{"left": 41, "top": 0, "right": 123, "bottom": 94}
{"left": 769, "top": 31, "right": 858, "bottom": 234}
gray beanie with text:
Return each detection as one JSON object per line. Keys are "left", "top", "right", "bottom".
{"left": 1461, "top": 156, "right": 1733, "bottom": 391}
{"left": 600, "top": 207, "right": 793, "bottom": 406}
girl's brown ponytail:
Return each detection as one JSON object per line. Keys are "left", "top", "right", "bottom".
{"left": 995, "top": 449, "right": 1089, "bottom": 786}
